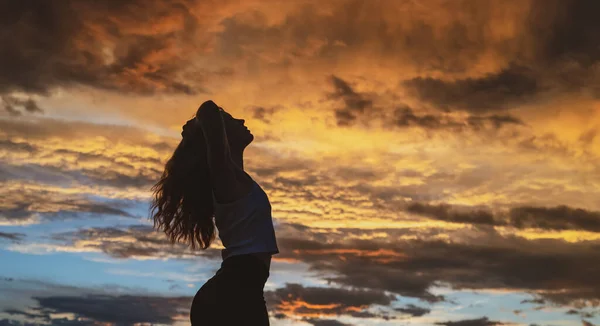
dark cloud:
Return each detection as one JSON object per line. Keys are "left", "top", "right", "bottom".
{"left": 509, "top": 206, "right": 600, "bottom": 232}
{"left": 247, "top": 105, "right": 281, "bottom": 124}
{"left": 327, "top": 76, "right": 525, "bottom": 131}
{"left": 392, "top": 106, "right": 456, "bottom": 130}
{"left": 265, "top": 283, "right": 395, "bottom": 317}
{"left": 0, "top": 140, "right": 37, "bottom": 156}
{"left": 521, "top": 298, "right": 546, "bottom": 305}
{"left": 0, "top": 279, "right": 196, "bottom": 325}
{"left": 404, "top": 0, "right": 600, "bottom": 111}
{"left": 328, "top": 75, "right": 375, "bottom": 126}
{"left": 275, "top": 226, "right": 600, "bottom": 306}
{"left": 527, "top": 0, "right": 600, "bottom": 65}
{"left": 435, "top": 317, "right": 504, "bottom": 326}
{"left": 275, "top": 236, "right": 442, "bottom": 302}
{"left": 406, "top": 203, "right": 498, "bottom": 226}
{"left": 3, "top": 0, "right": 599, "bottom": 105}
{"left": 567, "top": 309, "right": 595, "bottom": 319}
{"left": 392, "top": 106, "right": 524, "bottom": 130}
{"left": 0, "top": 232, "right": 25, "bottom": 242}
{"left": 1, "top": 96, "right": 42, "bottom": 116}
{"left": 395, "top": 304, "right": 431, "bottom": 317}
{"left": 406, "top": 203, "right": 600, "bottom": 233}
{"left": 33, "top": 294, "right": 190, "bottom": 325}
{"left": 0, "top": 320, "right": 36, "bottom": 326}
{"left": 0, "top": 0, "right": 206, "bottom": 97}
{"left": 466, "top": 114, "right": 525, "bottom": 129}
{"left": 403, "top": 65, "right": 540, "bottom": 113}
{"left": 302, "top": 318, "right": 353, "bottom": 326}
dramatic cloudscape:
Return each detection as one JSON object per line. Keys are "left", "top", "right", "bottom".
{"left": 1, "top": 0, "right": 599, "bottom": 325}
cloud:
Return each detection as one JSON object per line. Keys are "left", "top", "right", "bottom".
{"left": 403, "top": 65, "right": 540, "bottom": 113}
{"left": 274, "top": 225, "right": 600, "bottom": 306}
{"left": 435, "top": 317, "right": 505, "bottom": 326}
{"left": 402, "top": 0, "right": 600, "bottom": 112}
{"left": 390, "top": 105, "right": 525, "bottom": 131}
{"left": 47, "top": 225, "right": 221, "bottom": 260}
{"left": 465, "top": 114, "right": 525, "bottom": 130}
{"left": 2, "top": 4, "right": 600, "bottom": 326}
{"left": 527, "top": 0, "right": 600, "bottom": 65}
{"left": 566, "top": 309, "right": 595, "bottom": 319}
{"left": 0, "top": 232, "right": 24, "bottom": 242}
{"left": 509, "top": 206, "right": 600, "bottom": 232}
{"left": 0, "top": 0, "right": 221, "bottom": 96}
{"left": 1, "top": 278, "right": 399, "bottom": 325}
{"left": 214, "top": 1, "right": 535, "bottom": 74}
{"left": 407, "top": 203, "right": 600, "bottom": 233}
{"left": 31, "top": 294, "right": 190, "bottom": 325}
{"left": 328, "top": 75, "right": 374, "bottom": 126}
{"left": 0, "top": 278, "right": 194, "bottom": 325}
{"left": 0, "top": 118, "right": 176, "bottom": 225}
{"left": 1, "top": 96, "right": 42, "bottom": 116}
{"left": 406, "top": 203, "right": 497, "bottom": 226}
{"left": 302, "top": 318, "right": 353, "bottom": 326}
{"left": 326, "top": 76, "right": 525, "bottom": 132}
{"left": 0, "top": 118, "right": 168, "bottom": 192}
{"left": 247, "top": 105, "right": 282, "bottom": 124}
{"left": 265, "top": 283, "right": 395, "bottom": 318}
{"left": 520, "top": 298, "right": 546, "bottom": 305}
{"left": 395, "top": 304, "right": 431, "bottom": 317}
{"left": 0, "top": 183, "right": 134, "bottom": 225}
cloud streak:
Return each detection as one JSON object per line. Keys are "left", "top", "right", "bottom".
{"left": 407, "top": 203, "right": 600, "bottom": 233}
{"left": 266, "top": 283, "right": 395, "bottom": 319}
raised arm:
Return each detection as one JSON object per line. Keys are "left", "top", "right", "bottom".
{"left": 195, "top": 100, "right": 240, "bottom": 203}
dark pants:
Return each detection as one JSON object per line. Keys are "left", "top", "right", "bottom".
{"left": 190, "top": 254, "right": 270, "bottom": 326}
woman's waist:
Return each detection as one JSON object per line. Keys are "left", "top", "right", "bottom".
{"left": 216, "top": 253, "right": 270, "bottom": 285}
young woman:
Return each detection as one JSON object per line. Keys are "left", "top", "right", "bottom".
{"left": 151, "top": 100, "right": 279, "bottom": 325}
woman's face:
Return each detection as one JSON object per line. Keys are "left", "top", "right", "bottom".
{"left": 221, "top": 108, "right": 254, "bottom": 150}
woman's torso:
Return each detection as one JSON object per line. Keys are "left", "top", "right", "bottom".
{"left": 213, "top": 173, "right": 279, "bottom": 270}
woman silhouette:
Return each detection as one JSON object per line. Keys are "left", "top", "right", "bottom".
{"left": 151, "top": 100, "right": 279, "bottom": 325}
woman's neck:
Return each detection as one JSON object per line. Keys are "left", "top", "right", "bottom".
{"left": 231, "top": 149, "right": 244, "bottom": 170}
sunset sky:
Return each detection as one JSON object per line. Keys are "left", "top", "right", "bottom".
{"left": 1, "top": 0, "right": 600, "bottom": 325}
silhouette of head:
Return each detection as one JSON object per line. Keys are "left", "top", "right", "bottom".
{"left": 196, "top": 100, "right": 254, "bottom": 152}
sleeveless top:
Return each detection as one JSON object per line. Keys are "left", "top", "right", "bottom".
{"left": 213, "top": 179, "right": 279, "bottom": 260}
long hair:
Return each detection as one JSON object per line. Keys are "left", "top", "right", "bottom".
{"left": 150, "top": 119, "right": 215, "bottom": 249}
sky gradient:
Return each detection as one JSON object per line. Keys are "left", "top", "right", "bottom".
{"left": 1, "top": 0, "right": 600, "bottom": 325}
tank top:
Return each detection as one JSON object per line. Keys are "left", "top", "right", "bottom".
{"left": 213, "top": 179, "right": 279, "bottom": 260}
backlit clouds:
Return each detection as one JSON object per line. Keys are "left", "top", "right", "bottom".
{"left": 2, "top": 0, "right": 600, "bottom": 325}
{"left": 266, "top": 283, "right": 395, "bottom": 319}
{"left": 273, "top": 225, "right": 600, "bottom": 307}
{"left": 45, "top": 225, "right": 221, "bottom": 260}
{"left": 0, "top": 0, "right": 218, "bottom": 97}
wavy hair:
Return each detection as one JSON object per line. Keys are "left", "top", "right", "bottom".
{"left": 150, "top": 119, "right": 215, "bottom": 249}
